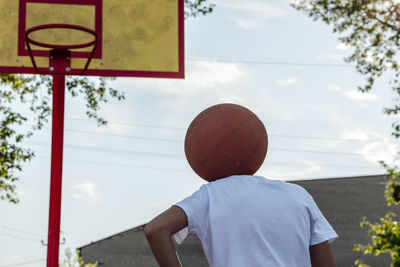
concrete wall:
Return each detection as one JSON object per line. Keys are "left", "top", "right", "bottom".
{"left": 80, "top": 175, "right": 398, "bottom": 267}
{"left": 79, "top": 225, "right": 208, "bottom": 267}
{"left": 293, "top": 175, "right": 398, "bottom": 267}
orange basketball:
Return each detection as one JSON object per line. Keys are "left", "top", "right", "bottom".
{"left": 184, "top": 103, "right": 268, "bottom": 182}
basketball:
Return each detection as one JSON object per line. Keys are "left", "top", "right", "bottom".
{"left": 184, "top": 103, "right": 268, "bottom": 182}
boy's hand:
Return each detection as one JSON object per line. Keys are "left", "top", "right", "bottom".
{"left": 144, "top": 206, "right": 188, "bottom": 267}
{"left": 310, "top": 241, "right": 337, "bottom": 267}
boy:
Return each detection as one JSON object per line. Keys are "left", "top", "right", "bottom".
{"left": 145, "top": 105, "right": 338, "bottom": 267}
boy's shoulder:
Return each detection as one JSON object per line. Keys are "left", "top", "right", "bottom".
{"left": 281, "top": 180, "right": 310, "bottom": 193}
{"left": 209, "top": 175, "right": 311, "bottom": 196}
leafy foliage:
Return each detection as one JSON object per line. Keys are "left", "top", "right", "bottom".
{"left": 353, "top": 165, "right": 400, "bottom": 267}
{"left": 292, "top": 0, "right": 400, "bottom": 266}
{"left": 292, "top": 0, "right": 400, "bottom": 137}
{"left": 383, "top": 164, "right": 400, "bottom": 206}
{"left": 1, "top": 74, "right": 46, "bottom": 203}
{"left": 354, "top": 213, "right": 400, "bottom": 267}
{"left": 185, "top": 0, "right": 215, "bottom": 18}
{"left": 61, "top": 248, "right": 97, "bottom": 267}
{"left": 0, "top": 74, "right": 124, "bottom": 203}
{"left": 0, "top": 0, "right": 215, "bottom": 203}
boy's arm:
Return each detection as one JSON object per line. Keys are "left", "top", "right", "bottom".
{"left": 144, "top": 206, "right": 188, "bottom": 267}
{"left": 309, "top": 241, "right": 337, "bottom": 267}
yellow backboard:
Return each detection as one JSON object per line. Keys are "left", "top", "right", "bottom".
{"left": 0, "top": 0, "right": 184, "bottom": 77}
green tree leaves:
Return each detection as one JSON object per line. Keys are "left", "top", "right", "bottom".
{"left": 184, "top": 0, "right": 215, "bottom": 18}
{"left": 352, "top": 165, "right": 400, "bottom": 266}
{"left": 292, "top": 0, "right": 400, "bottom": 136}
{"left": 0, "top": 0, "right": 215, "bottom": 203}
{"left": 61, "top": 248, "right": 97, "bottom": 267}
{"left": 0, "top": 74, "right": 124, "bottom": 203}
{"left": 293, "top": 0, "right": 400, "bottom": 91}
{"left": 292, "top": 1, "right": 400, "bottom": 265}
{"left": 353, "top": 212, "right": 400, "bottom": 267}
{"left": 1, "top": 74, "right": 41, "bottom": 203}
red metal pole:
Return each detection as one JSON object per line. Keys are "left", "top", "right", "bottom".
{"left": 46, "top": 74, "right": 66, "bottom": 267}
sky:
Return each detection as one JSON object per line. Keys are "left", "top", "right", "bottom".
{"left": 1, "top": 0, "right": 400, "bottom": 266}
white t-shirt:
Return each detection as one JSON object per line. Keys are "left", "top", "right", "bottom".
{"left": 173, "top": 175, "right": 338, "bottom": 267}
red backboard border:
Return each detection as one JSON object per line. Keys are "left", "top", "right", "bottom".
{"left": 3, "top": 0, "right": 184, "bottom": 78}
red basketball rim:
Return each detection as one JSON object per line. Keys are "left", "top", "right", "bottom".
{"left": 25, "top": 24, "right": 98, "bottom": 50}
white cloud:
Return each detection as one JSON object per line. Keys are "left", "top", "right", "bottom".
{"left": 325, "top": 85, "right": 377, "bottom": 101}
{"left": 183, "top": 60, "right": 244, "bottom": 92}
{"left": 303, "top": 161, "right": 322, "bottom": 172}
{"left": 72, "top": 182, "right": 97, "bottom": 200}
{"left": 228, "top": 16, "right": 259, "bottom": 30}
{"left": 14, "top": 185, "right": 31, "bottom": 198}
{"left": 315, "top": 54, "right": 344, "bottom": 60}
{"left": 340, "top": 129, "right": 399, "bottom": 165}
{"left": 110, "top": 60, "right": 248, "bottom": 132}
{"left": 327, "top": 84, "right": 342, "bottom": 91}
{"left": 259, "top": 161, "right": 322, "bottom": 180}
{"left": 343, "top": 90, "right": 378, "bottom": 101}
{"left": 356, "top": 141, "right": 398, "bottom": 165}
{"left": 276, "top": 77, "right": 297, "bottom": 86}
{"left": 219, "top": 0, "right": 286, "bottom": 18}
{"left": 336, "top": 43, "right": 352, "bottom": 50}
{"left": 217, "top": 0, "right": 286, "bottom": 29}
{"left": 130, "top": 60, "right": 245, "bottom": 95}
{"left": 0, "top": 254, "right": 24, "bottom": 265}
{"left": 339, "top": 130, "right": 371, "bottom": 141}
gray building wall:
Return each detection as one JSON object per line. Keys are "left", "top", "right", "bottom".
{"left": 80, "top": 174, "right": 398, "bottom": 267}
{"left": 293, "top": 174, "right": 397, "bottom": 267}
{"left": 79, "top": 225, "right": 208, "bottom": 267}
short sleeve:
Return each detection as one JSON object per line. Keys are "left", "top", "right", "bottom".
{"left": 307, "top": 195, "right": 339, "bottom": 246}
{"left": 173, "top": 185, "right": 209, "bottom": 244}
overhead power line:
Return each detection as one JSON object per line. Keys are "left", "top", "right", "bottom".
{"left": 66, "top": 117, "right": 185, "bottom": 130}
{"left": 266, "top": 161, "right": 381, "bottom": 171}
{"left": 27, "top": 140, "right": 378, "bottom": 157}
{"left": 271, "top": 148, "right": 367, "bottom": 156}
{"left": 64, "top": 128, "right": 379, "bottom": 143}
{"left": 270, "top": 134, "right": 378, "bottom": 142}
{"left": 35, "top": 154, "right": 379, "bottom": 172}
{"left": 54, "top": 157, "right": 191, "bottom": 173}
{"left": 187, "top": 57, "right": 354, "bottom": 67}
{"left": 28, "top": 141, "right": 183, "bottom": 158}
{"left": 0, "top": 259, "right": 45, "bottom": 267}
{"left": 1, "top": 225, "right": 45, "bottom": 238}
{"left": 64, "top": 118, "right": 380, "bottom": 142}
{"left": 65, "top": 128, "right": 182, "bottom": 143}
{"left": 0, "top": 231, "right": 42, "bottom": 242}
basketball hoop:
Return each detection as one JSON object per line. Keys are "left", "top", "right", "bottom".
{"left": 25, "top": 24, "right": 98, "bottom": 75}
{"left": 0, "top": 2, "right": 186, "bottom": 266}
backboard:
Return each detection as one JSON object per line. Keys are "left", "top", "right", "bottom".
{"left": 0, "top": 0, "right": 184, "bottom": 78}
